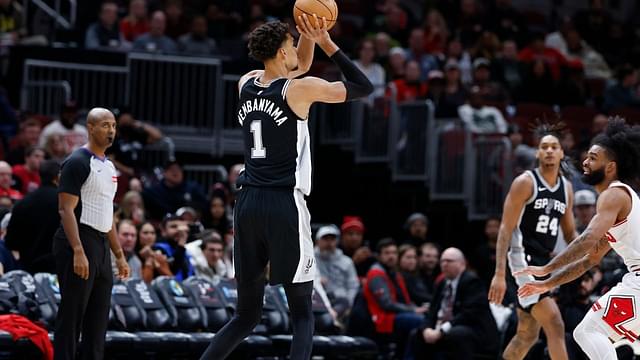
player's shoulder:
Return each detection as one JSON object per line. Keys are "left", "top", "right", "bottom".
{"left": 600, "top": 184, "right": 633, "bottom": 204}
{"left": 238, "top": 70, "right": 264, "bottom": 91}
{"left": 507, "top": 171, "right": 534, "bottom": 200}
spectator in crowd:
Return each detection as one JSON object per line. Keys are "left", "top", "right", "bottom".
{"left": 454, "top": 0, "right": 485, "bottom": 47}
{"left": 471, "top": 31, "right": 501, "bottom": 62}
{"left": 133, "top": 11, "right": 178, "bottom": 54}
{"left": 0, "top": 210, "right": 19, "bottom": 275}
{"left": 364, "top": 238, "right": 427, "bottom": 352}
{"left": 573, "top": 189, "right": 597, "bottom": 233}
{"left": 458, "top": 86, "right": 508, "bottom": 134}
{"left": 484, "top": 0, "right": 526, "bottom": 44}
{"left": 142, "top": 160, "right": 207, "bottom": 220}
{"left": 438, "top": 58, "right": 467, "bottom": 117}
{"left": 389, "top": 60, "right": 428, "bottom": 103}
{"left": 0, "top": 0, "right": 24, "bottom": 46}
{"left": 120, "top": 0, "right": 149, "bottom": 43}
{"left": 201, "top": 190, "right": 231, "bottom": 241}
{"left": 109, "top": 108, "right": 163, "bottom": 179}
{"left": 136, "top": 221, "right": 171, "bottom": 283}
{"left": 553, "top": 27, "right": 611, "bottom": 80}
{"left": 43, "top": 133, "right": 69, "bottom": 163}
{"left": 5, "top": 160, "right": 59, "bottom": 274}
{"left": 112, "top": 219, "right": 142, "bottom": 279}
{"left": 518, "top": 59, "right": 557, "bottom": 105}
{"left": 354, "top": 39, "right": 386, "bottom": 102}
{"left": 405, "top": 28, "right": 439, "bottom": 82}
{"left": 152, "top": 213, "right": 194, "bottom": 281}
{"left": 573, "top": 0, "right": 612, "bottom": 55}
{"left": 39, "top": 101, "right": 88, "bottom": 151}
{"left": 314, "top": 224, "right": 359, "bottom": 320}
{"left": 0, "top": 161, "right": 20, "bottom": 202}
{"left": 339, "top": 215, "right": 375, "bottom": 278}
{"left": 507, "top": 124, "right": 536, "bottom": 176}
{"left": 556, "top": 60, "right": 590, "bottom": 107}
{"left": 418, "top": 242, "right": 441, "bottom": 296}
{"left": 186, "top": 230, "right": 230, "bottom": 285}
{"left": 178, "top": 15, "right": 218, "bottom": 56}
{"left": 445, "top": 38, "right": 473, "bottom": 85}
{"left": 403, "top": 212, "right": 429, "bottom": 247}
{"left": 399, "top": 244, "right": 431, "bottom": 305}
{"left": 471, "top": 57, "right": 509, "bottom": 103}
{"left": 469, "top": 216, "right": 501, "bottom": 288}
{"left": 494, "top": 39, "right": 524, "bottom": 94}
{"left": 373, "top": 32, "right": 392, "bottom": 67}
{"left": 85, "top": 1, "right": 123, "bottom": 49}
{"left": 422, "top": 9, "right": 448, "bottom": 55}
{"left": 164, "top": 0, "right": 189, "bottom": 40}
{"left": 408, "top": 247, "right": 499, "bottom": 359}
{"left": 115, "top": 190, "right": 146, "bottom": 225}
{"left": 518, "top": 32, "right": 567, "bottom": 81}
{"left": 602, "top": 64, "right": 640, "bottom": 112}
{"left": 11, "top": 146, "right": 44, "bottom": 195}
{"left": 386, "top": 46, "right": 407, "bottom": 81}
{"left": 176, "top": 205, "right": 204, "bottom": 243}
{"left": 7, "top": 117, "right": 41, "bottom": 165}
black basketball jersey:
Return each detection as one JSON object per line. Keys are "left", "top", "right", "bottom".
{"left": 512, "top": 168, "right": 568, "bottom": 261}
{"left": 235, "top": 77, "right": 312, "bottom": 194}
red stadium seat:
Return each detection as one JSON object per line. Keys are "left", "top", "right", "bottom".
{"left": 559, "top": 105, "right": 598, "bottom": 139}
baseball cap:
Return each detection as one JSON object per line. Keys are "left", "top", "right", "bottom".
{"left": 428, "top": 70, "right": 444, "bottom": 81}
{"left": 315, "top": 224, "right": 340, "bottom": 241}
{"left": 574, "top": 190, "right": 596, "bottom": 206}
{"left": 405, "top": 212, "right": 428, "bottom": 227}
{"left": 473, "top": 57, "right": 490, "bottom": 70}
{"left": 341, "top": 216, "right": 365, "bottom": 233}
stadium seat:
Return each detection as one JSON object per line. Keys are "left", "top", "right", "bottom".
{"left": 33, "top": 273, "right": 60, "bottom": 329}
{"left": 516, "top": 102, "right": 557, "bottom": 122}
{"left": 124, "top": 278, "right": 172, "bottom": 331}
{"left": 183, "top": 276, "right": 231, "bottom": 332}
{"left": 0, "top": 276, "right": 17, "bottom": 314}
{"left": 559, "top": 105, "right": 597, "bottom": 140}
{"left": 152, "top": 276, "right": 206, "bottom": 332}
{"left": 2, "top": 271, "right": 40, "bottom": 322}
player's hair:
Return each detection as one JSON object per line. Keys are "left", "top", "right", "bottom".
{"left": 591, "top": 116, "right": 640, "bottom": 183}
{"left": 247, "top": 21, "right": 290, "bottom": 62}
{"left": 532, "top": 119, "right": 566, "bottom": 144}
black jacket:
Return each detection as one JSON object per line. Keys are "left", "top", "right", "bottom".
{"left": 5, "top": 184, "right": 59, "bottom": 273}
{"left": 424, "top": 270, "right": 499, "bottom": 350}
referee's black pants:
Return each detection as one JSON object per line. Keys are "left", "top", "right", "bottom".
{"left": 53, "top": 224, "right": 113, "bottom": 360}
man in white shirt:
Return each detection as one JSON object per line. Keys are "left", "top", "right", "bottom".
{"left": 39, "top": 101, "right": 88, "bottom": 151}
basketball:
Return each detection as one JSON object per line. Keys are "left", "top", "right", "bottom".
{"left": 293, "top": 0, "right": 338, "bottom": 30}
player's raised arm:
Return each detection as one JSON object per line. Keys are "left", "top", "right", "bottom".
{"left": 488, "top": 174, "right": 533, "bottom": 304}
{"left": 290, "top": 14, "right": 373, "bottom": 106}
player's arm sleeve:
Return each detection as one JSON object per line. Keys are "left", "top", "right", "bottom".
{"left": 330, "top": 50, "right": 374, "bottom": 101}
{"left": 368, "top": 276, "right": 414, "bottom": 313}
{"left": 58, "top": 155, "right": 90, "bottom": 196}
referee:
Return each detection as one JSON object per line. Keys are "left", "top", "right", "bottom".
{"left": 53, "top": 108, "right": 130, "bottom": 360}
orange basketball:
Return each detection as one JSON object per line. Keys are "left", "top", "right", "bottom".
{"left": 293, "top": 0, "right": 338, "bottom": 30}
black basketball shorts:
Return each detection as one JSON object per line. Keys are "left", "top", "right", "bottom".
{"left": 233, "top": 186, "right": 315, "bottom": 286}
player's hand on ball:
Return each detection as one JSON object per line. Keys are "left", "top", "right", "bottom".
{"left": 512, "top": 265, "right": 549, "bottom": 277}
{"left": 116, "top": 257, "right": 131, "bottom": 280}
{"left": 296, "top": 13, "right": 329, "bottom": 43}
{"left": 518, "top": 280, "right": 551, "bottom": 298}
{"left": 73, "top": 250, "right": 90, "bottom": 280}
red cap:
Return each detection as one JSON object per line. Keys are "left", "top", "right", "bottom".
{"left": 341, "top": 216, "right": 365, "bottom": 233}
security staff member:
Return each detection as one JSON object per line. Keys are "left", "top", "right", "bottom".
{"left": 53, "top": 108, "right": 130, "bottom": 360}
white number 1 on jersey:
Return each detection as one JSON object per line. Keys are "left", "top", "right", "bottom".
{"left": 250, "top": 120, "right": 266, "bottom": 158}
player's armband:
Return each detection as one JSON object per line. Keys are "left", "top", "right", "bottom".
{"left": 330, "top": 50, "right": 374, "bottom": 101}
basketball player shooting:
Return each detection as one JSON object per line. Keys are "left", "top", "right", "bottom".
{"left": 488, "top": 123, "right": 577, "bottom": 360}
{"left": 198, "top": 13, "right": 373, "bottom": 360}
{"left": 517, "top": 118, "right": 640, "bottom": 360}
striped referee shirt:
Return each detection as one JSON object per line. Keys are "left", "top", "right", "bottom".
{"left": 58, "top": 147, "right": 118, "bottom": 233}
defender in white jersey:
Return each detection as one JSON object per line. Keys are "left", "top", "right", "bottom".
{"left": 518, "top": 118, "right": 640, "bottom": 360}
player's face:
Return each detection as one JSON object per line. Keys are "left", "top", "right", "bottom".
{"left": 582, "top": 145, "right": 610, "bottom": 185}
{"left": 282, "top": 34, "right": 298, "bottom": 72}
{"left": 536, "top": 134, "right": 563, "bottom": 167}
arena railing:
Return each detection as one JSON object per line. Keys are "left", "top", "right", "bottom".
{"left": 390, "top": 100, "right": 434, "bottom": 182}
{"left": 20, "top": 80, "right": 71, "bottom": 118}
{"left": 126, "top": 52, "right": 223, "bottom": 155}
{"left": 467, "top": 134, "right": 512, "bottom": 220}
{"left": 427, "top": 119, "right": 472, "bottom": 200}
{"left": 182, "top": 164, "right": 229, "bottom": 196}
{"left": 353, "top": 87, "right": 397, "bottom": 163}
{"left": 21, "top": 59, "right": 127, "bottom": 112}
